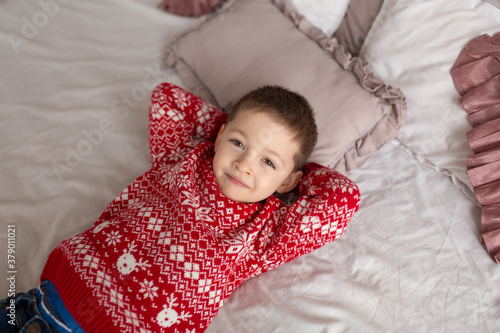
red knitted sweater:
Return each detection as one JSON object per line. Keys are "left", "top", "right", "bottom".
{"left": 41, "top": 83, "right": 360, "bottom": 332}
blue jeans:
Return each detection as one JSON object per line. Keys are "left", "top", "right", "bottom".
{"left": 0, "top": 281, "right": 84, "bottom": 333}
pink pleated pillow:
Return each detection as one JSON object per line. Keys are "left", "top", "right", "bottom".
{"left": 159, "top": 0, "right": 226, "bottom": 17}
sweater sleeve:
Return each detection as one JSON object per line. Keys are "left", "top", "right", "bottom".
{"left": 95, "top": 83, "right": 227, "bottom": 224}
{"left": 148, "top": 83, "right": 227, "bottom": 166}
{"left": 252, "top": 163, "right": 361, "bottom": 274}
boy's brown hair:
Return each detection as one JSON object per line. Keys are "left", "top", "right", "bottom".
{"left": 227, "top": 85, "right": 317, "bottom": 171}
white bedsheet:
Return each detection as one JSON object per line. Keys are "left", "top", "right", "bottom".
{"left": 1, "top": 1, "right": 499, "bottom": 332}
{"left": 0, "top": 0, "right": 197, "bottom": 292}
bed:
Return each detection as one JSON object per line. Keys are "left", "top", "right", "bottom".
{"left": 1, "top": 0, "right": 500, "bottom": 332}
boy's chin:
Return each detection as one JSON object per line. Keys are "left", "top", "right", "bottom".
{"left": 213, "top": 174, "right": 273, "bottom": 203}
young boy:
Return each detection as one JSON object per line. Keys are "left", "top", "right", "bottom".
{"left": 1, "top": 83, "right": 360, "bottom": 332}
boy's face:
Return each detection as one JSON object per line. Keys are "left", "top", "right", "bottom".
{"left": 213, "top": 109, "right": 303, "bottom": 203}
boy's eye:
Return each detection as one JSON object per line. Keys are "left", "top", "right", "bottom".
{"left": 263, "top": 159, "right": 275, "bottom": 169}
{"left": 231, "top": 140, "right": 244, "bottom": 149}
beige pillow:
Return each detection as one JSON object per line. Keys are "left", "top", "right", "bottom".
{"left": 165, "top": 0, "right": 406, "bottom": 174}
{"left": 334, "top": 0, "right": 385, "bottom": 56}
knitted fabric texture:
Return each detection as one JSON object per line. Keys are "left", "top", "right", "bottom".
{"left": 41, "top": 83, "right": 361, "bottom": 332}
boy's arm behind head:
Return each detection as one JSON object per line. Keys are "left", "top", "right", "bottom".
{"left": 149, "top": 83, "right": 227, "bottom": 166}
{"left": 299, "top": 163, "right": 360, "bottom": 206}
{"left": 251, "top": 164, "right": 360, "bottom": 275}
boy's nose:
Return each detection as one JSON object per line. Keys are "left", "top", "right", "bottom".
{"left": 234, "top": 156, "right": 252, "bottom": 175}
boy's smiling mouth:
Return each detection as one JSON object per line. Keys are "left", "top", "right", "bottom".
{"left": 225, "top": 172, "right": 249, "bottom": 188}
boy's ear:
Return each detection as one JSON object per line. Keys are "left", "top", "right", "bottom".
{"left": 214, "top": 124, "right": 225, "bottom": 153}
{"left": 276, "top": 170, "right": 303, "bottom": 194}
